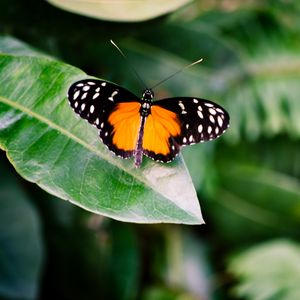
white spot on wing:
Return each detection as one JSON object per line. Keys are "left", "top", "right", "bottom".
{"left": 179, "top": 101, "right": 187, "bottom": 114}
{"left": 90, "top": 105, "right": 95, "bottom": 113}
{"left": 198, "top": 124, "right": 203, "bottom": 133}
{"left": 95, "top": 87, "right": 100, "bottom": 92}
{"left": 186, "top": 124, "right": 189, "bottom": 129}
{"left": 183, "top": 137, "right": 187, "bottom": 143}
{"left": 208, "top": 126, "right": 212, "bottom": 134}
{"left": 205, "top": 102, "right": 214, "bottom": 107}
{"left": 95, "top": 118, "right": 99, "bottom": 125}
{"left": 100, "top": 122, "right": 104, "bottom": 128}
{"left": 73, "top": 90, "right": 80, "bottom": 100}
{"left": 198, "top": 105, "right": 203, "bottom": 111}
{"left": 218, "top": 115, "right": 223, "bottom": 127}
{"left": 209, "top": 115, "right": 215, "bottom": 123}
{"left": 83, "top": 85, "right": 90, "bottom": 91}
{"left": 74, "top": 101, "right": 78, "bottom": 108}
{"left": 215, "top": 127, "right": 219, "bottom": 135}
{"left": 179, "top": 102, "right": 185, "bottom": 110}
{"left": 81, "top": 103, "right": 86, "bottom": 111}
{"left": 76, "top": 83, "right": 84, "bottom": 87}
{"left": 101, "top": 82, "right": 107, "bottom": 86}
{"left": 193, "top": 99, "right": 198, "bottom": 103}
{"left": 109, "top": 90, "right": 118, "bottom": 101}
{"left": 209, "top": 108, "right": 216, "bottom": 115}
{"left": 189, "top": 135, "right": 194, "bottom": 142}
{"left": 82, "top": 92, "right": 87, "bottom": 99}
{"left": 93, "top": 93, "right": 99, "bottom": 99}
{"left": 88, "top": 81, "right": 96, "bottom": 85}
{"left": 197, "top": 111, "right": 203, "bottom": 119}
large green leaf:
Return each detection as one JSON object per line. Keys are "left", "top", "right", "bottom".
{"left": 207, "top": 139, "right": 300, "bottom": 245}
{"left": 0, "top": 40, "right": 203, "bottom": 224}
{"left": 47, "top": 0, "right": 193, "bottom": 22}
{"left": 228, "top": 240, "right": 300, "bottom": 300}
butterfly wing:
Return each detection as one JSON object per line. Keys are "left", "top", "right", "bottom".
{"left": 143, "top": 97, "right": 230, "bottom": 162}
{"left": 68, "top": 79, "right": 141, "bottom": 158}
{"left": 142, "top": 104, "right": 182, "bottom": 163}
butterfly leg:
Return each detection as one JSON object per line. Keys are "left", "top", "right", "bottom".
{"left": 134, "top": 116, "right": 147, "bottom": 168}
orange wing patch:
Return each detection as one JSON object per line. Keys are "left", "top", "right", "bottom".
{"left": 108, "top": 102, "right": 141, "bottom": 151}
{"left": 143, "top": 106, "right": 181, "bottom": 155}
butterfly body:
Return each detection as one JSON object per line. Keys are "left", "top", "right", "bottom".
{"left": 68, "top": 79, "right": 230, "bottom": 167}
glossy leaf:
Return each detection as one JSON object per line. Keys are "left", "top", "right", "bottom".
{"left": 208, "top": 140, "right": 300, "bottom": 245}
{"left": 47, "top": 0, "right": 193, "bottom": 22}
{"left": 0, "top": 41, "right": 203, "bottom": 224}
{"left": 229, "top": 240, "right": 300, "bottom": 300}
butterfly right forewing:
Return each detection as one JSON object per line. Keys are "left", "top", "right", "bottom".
{"left": 152, "top": 97, "right": 230, "bottom": 147}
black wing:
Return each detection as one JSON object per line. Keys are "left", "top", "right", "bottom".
{"left": 152, "top": 97, "right": 230, "bottom": 148}
{"left": 68, "top": 79, "right": 141, "bottom": 158}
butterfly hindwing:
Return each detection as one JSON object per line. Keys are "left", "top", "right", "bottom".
{"left": 68, "top": 79, "right": 141, "bottom": 158}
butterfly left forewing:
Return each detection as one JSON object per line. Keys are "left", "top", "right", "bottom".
{"left": 68, "top": 79, "right": 141, "bottom": 159}
{"left": 68, "top": 79, "right": 140, "bottom": 127}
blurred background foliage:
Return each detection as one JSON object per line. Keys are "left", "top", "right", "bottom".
{"left": 1, "top": 0, "right": 300, "bottom": 299}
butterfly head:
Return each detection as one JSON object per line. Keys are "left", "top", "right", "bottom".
{"left": 142, "top": 89, "right": 154, "bottom": 103}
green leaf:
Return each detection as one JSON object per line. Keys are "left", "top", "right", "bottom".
{"left": 214, "top": 10, "right": 300, "bottom": 142}
{"left": 208, "top": 139, "right": 300, "bottom": 245}
{"left": 0, "top": 158, "right": 44, "bottom": 300}
{"left": 47, "top": 0, "right": 193, "bottom": 22}
{"left": 228, "top": 240, "right": 300, "bottom": 300}
{"left": 211, "top": 168, "right": 300, "bottom": 244}
{"left": 0, "top": 42, "right": 203, "bottom": 224}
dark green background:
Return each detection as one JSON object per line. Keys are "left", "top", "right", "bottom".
{"left": 1, "top": 0, "right": 300, "bottom": 299}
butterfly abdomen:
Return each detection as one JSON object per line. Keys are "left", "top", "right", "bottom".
{"left": 134, "top": 116, "right": 146, "bottom": 167}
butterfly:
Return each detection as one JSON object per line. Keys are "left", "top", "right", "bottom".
{"left": 68, "top": 79, "right": 230, "bottom": 167}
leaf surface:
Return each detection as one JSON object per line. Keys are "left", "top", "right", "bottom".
{"left": 0, "top": 43, "right": 203, "bottom": 224}
{"left": 229, "top": 240, "right": 300, "bottom": 300}
{"left": 47, "top": 0, "right": 192, "bottom": 22}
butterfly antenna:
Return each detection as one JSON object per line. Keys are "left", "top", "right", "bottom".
{"left": 150, "top": 58, "right": 204, "bottom": 90}
{"left": 110, "top": 40, "right": 148, "bottom": 90}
